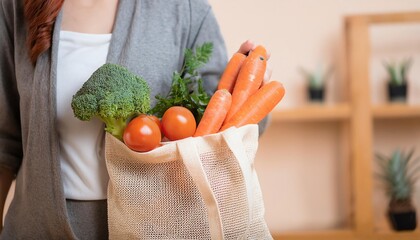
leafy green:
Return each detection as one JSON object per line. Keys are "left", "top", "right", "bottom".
{"left": 150, "top": 42, "right": 213, "bottom": 123}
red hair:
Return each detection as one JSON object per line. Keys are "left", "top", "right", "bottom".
{"left": 24, "top": 0, "right": 64, "bottom": 64}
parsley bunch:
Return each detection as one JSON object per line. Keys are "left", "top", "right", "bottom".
{"left": 150, "top": 42, "right": 213, "bottom": 124}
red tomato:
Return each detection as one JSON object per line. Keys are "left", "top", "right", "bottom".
{"left": 123, "top": 115, "right": 161, "bottom": 152}
{"left": 146, "top": 115, "right": 162, "bottom": 135}
{"left": 161, "top": 106, "right": 196, "bottom": 141}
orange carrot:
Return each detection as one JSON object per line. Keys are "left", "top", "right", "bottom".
{"left": 220, "top": 81, "right": 285, "bottom": 131}
{"left": 224, "top": 45, "right": 268, "bottom": 123}
{"left": 194, "top": 89, "right": 232, "bottom": 137}
{"left": 217, "top": 53, "right": 246, "bottom": 93}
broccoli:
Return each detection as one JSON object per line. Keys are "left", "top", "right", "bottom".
{"left": 71, "top": 63, "right": 151, "bottom": 141}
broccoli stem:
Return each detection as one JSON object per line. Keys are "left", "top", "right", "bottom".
{"left": 101, "top": 117, "right": 127, "bottom": 141}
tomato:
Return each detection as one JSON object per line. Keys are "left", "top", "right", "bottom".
{"left": 146, "top": 115, "right": 164, "bottom": 138}
{"left": 161, "top": 106, "right": 196, "bottom": 141}
{"left": 123, "top": 115, "right": 161, "bottom": 152}
{"left": 146, "top": 115, "right": 162, "bottom": 136}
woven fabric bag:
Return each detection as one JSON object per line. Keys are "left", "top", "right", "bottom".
{"left": 105, "top": 124, "right": 272, "bottom": 239}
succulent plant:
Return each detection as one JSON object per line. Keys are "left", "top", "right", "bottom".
{"left": 299, "top": 65, "right": 333, "bottom": 90}
{"left": 383, "top": 58, "right": 413, "bottom": 86}
{"left": 375, "top": 148, "right": 420, "bottom": 202}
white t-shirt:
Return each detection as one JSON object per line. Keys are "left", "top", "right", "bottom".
{"left": 56, "top": 30, "right": 112, "bottom": 200}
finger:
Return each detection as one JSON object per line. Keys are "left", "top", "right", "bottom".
{"left": 237, "top": 40, "right": 255, "bottom": 55}
{"left": 261, "top": 62, "right": 273, "bottom": 87}
{"left": 265, "top": 50, "right": 271, "bottom": 61}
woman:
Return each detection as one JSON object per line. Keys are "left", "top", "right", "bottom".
{"left": 0, "top": 0, "right": 265, "bottom": 238}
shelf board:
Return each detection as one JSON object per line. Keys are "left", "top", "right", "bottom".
{"left": 272, "top": 229, "right": 355, "bottom": 240}
{"left": 374, "top": 230, "right": 420, "bottom": 240}
{"left": 272, "top": 229, "right": 420, "bottom": 240}
{"left": 347, "top": 11, "right": 420, "bottom": 24}
{"left": 271, "top": 104, "right": 351, "bottom": 122}
{"left": 270, "top": 104, "right": 420, "bottom": 122}
{"left": 372, "top": 104, "right": 420, "bottom": 119}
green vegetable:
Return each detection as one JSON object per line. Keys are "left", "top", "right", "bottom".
{"left": 71, "top": 63, "right": 151, "bottom": 141}
{"left": 150, "top": 42, "right": 213, "bottom": 123}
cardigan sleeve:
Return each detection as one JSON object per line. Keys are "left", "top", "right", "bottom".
{"left": 187, "top": 0, "right": 228, "bottom": 95}
{"left": 0, "top": 0, "right": 23, "bottom": 175}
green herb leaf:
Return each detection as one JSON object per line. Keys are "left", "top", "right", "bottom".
{"left": 150, "top": 43, "right": 213, "bottom": 124}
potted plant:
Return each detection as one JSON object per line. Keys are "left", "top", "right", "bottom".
{"left": 299, "top": 65, "right": 333, "bottom": 103}
{"left": 375, "top": 148, "right": 420, "bottom": 231}
{"left": 383, "top": 58, "right": 412, "bottom": 102}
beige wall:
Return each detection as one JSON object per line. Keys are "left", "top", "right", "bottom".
{"left": 208, "top": 0, "right": 420, "bottom": 233}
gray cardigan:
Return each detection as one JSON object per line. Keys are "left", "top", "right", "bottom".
{"left": 0, "top": 0, "right": 228, "bottom": 238}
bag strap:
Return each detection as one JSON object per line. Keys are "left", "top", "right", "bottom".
{"left": 221, "top": 127, "right": 255, "bottom": 224}
{"left": 177, "top": 139, "right": 224, "bottom": 240}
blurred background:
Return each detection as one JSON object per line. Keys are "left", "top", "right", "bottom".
{"left": 208, "top": 0, "right": 420, "bottom": 239}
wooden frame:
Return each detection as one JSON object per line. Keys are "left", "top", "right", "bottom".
{"left": 345, "top": 12, "right": 420, "bottom": 240}
{"left": 271, "top": 11, "right": 420, "bottom": 240}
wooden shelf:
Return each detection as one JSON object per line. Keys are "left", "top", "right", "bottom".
{"left": 343, "top": 10, "right": 420, "bottom": 240}
{"left": 271, "top": 229, "right": 420, "bottom": 240}
{"left": 347, "top": 11, "right": 420, "bottom": 24}
{"left": 271, "top": 103, "right": 420, "bottom": 122}
{"left": 271, "top": 103, "right": 351, "bottom": 122}
{"left": 264, "top": 11, "right": 420, "bottom": 240}
{"left": 374, "top": 230, "right": 420, "bottom": 240}
{"left": 268, "top": 11, "right": 420, "bottom": 240}
{"left": 372, "top": 104, "right": 420, "bottom": 119}
{"left": 272, "top": 230, "right": 355, "bottom": 240}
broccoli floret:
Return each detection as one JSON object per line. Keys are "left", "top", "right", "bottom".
{"left": 71, "top": 63, "right": 150, "bottom": 141}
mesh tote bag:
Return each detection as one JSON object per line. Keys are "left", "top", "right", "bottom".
{"left": 105, "top": 124, "right": 272, "bottom": 239}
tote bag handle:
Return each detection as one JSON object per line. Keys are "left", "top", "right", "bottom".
{"left": 221, "top": 126, "right": 257, "bottom": 222}
{"left": 177, "top": 139, "right": 224, "bottom": 240}
{"left": 176, "top": 125, "right": 258, "bottom": 240}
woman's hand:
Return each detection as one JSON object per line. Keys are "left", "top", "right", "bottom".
{"left": 236, "top": 40, "right": 273, "bottom": 84}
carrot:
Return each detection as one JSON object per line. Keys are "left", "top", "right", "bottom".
{"left": 224, "top": 45, "right": 268, "bottom": 123}
{"left": 217, "top": 53, "right": 246, "bottom": 93}
{"left": 194, "top": 89, "right": 232, "bottom": 137}
{"left": 220, "top": 81, "right": 285, "bottom": 131}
